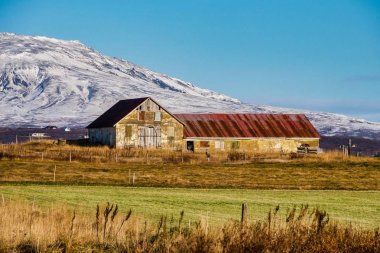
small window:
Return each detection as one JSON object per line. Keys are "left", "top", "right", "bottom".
{"left": 187, "top": 141, "right": 194, "bottom": 152}
{"left": 138, "top": 111, "right": 145, "bottom": 121}
{"left": 167, "top": 126, "right": 175, "bottom": 137}
{"left": 154, "top": 111, "right": 161, "bottom": 121}
{"left": 215, "top": 141, "right": 224, "bottom": 150}
{"left": 231, "top": 141, "right": 240, "bottom": 149}
{"left": 200, "top": 141, "right": 210, "bottom": 148}
{"left": 125, "top": 125, "right": 132, "bottom": 138}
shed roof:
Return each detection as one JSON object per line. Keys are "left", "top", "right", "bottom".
{"left": 174, "top": 113, "right": 320, "bottom": 139}
{"left": 87, "top": 97, "right": 149, "bottom": 128}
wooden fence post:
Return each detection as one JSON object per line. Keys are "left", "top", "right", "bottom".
{"left": 69, "top": 151, "right": 72, "bottom": 162}
{"left": 54, "top": 165, "right": 56, "bottom": 182}
{"left": 241, "top": 203, "right": 248, "bottom": 224}
{"left": 129, "top": 169, "right": 131, "bottom": 185}
{"left": 348, "top": 139, "right": 353, "bottom": 157}
{"left": 133, "top": 173, "right": 136, "bottom": 185}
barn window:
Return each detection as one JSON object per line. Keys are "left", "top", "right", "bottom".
{"left": 231, "top": 141, "right": 240, "bottom": 149}
{"left": 125, "top": 125, "right": 132, "bottom": 138}
{"left": 215, "top": 141, "right": 225, "bottom": 150}
{"left": 146, "top": 112, "right": 154, "bottom": 121}
{"left": 167, "top": 126, "right": 175, "bottom": 146}
{"left": 167, "top": 126, "right": 175, "bottom": 137}
{"left": 154, "top": 111, "right": 161, "bottom": 121}
{"left": 200, "top": 141, "right": 210, "bottom": 148}
{"left": 138, "top": 111, "right": 145, "bottom": 121}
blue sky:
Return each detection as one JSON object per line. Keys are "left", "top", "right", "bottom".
{"left": 1, "top": 0, "right": 380, "bottom": 121}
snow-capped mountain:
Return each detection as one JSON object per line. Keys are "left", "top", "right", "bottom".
{"left": 1, "top": 33, "right": 380, "bottom": 139}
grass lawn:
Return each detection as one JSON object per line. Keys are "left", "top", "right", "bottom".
{"left": 0, "top": 184, "right": 379, "bottom": 228}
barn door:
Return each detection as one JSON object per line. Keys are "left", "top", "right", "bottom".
{"left": 155, "top": 128, "right": 161, "bottom": 147}
{"left": 139, "top": 126, "right": 161, "bottom": 148}
{"left": 138, "top": 127, "right": 146, "bottom": 147}
{"left": 146, "top": 127, "right": 154, "bottom": 147}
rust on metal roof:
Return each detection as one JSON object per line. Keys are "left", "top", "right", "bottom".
{"left": 174, "top": 113, "right": 320, "bottom": 139}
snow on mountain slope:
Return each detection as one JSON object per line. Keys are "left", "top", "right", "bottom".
{"left": 1, "top": 33, "right": 380, "bottom": 139}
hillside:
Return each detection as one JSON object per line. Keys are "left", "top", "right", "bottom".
{"left": 1, "top": 33, "right": 380, "bottom": 139}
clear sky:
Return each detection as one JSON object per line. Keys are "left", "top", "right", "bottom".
{"left": 1, "top": 0, "right": 379, "bottom": 121}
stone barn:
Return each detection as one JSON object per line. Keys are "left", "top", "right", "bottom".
{"left": 87, "top": 97, "right": 320, "bottom": 153}
{"left": 87, "top": 97, "right": 184, "bottom": 149}
{"left": 174, "top": 113, "right": 320, "bottom": 153}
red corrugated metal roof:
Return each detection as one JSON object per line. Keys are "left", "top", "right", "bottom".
{"left": 174, "top": 113, "right": 320, "bottom": 139}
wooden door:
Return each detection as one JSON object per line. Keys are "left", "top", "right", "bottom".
{"left": 139, "top": 127, "right": 161, "bottom": 148}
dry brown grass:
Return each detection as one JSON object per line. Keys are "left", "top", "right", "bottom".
{"left": 0, "top": 140, "right": 377, "bottom": 164}
{"left": 1, "top": 159, "right": 379, "bottom": 190}
{"left": 0, "top": 201, "right": 378, "bottom": 252}
{"left": 1, "top": 141, "right": 380, "bottom": 190}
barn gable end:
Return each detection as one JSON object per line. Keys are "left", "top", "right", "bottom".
{"left": 87, "top": 97, "right": 184, "bottom": 148}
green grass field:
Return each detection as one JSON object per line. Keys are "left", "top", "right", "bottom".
{"left": 1, "top": 184, "right": 379, "bottom": 228}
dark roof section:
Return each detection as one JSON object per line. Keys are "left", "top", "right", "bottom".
{"left": 174, "top": 113, "right": 320, "bottom": 139}
{"left": 87, "top": 97, "right": 149, "bottom": 128}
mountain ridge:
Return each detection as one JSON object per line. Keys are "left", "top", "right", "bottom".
{"left": 1, "top": 33, "right": 380, "bottom": 139}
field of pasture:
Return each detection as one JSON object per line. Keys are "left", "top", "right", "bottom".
{"left": 0, "top": 158, "right": 379, "bottom": 190}
{"left": 0, "top": 185, "right": 379, "bottom": 227}
{"left": 0, "top": 141, "right": 379, "bottom": 251}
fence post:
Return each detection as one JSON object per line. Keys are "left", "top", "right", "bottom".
{"left": 133, "top": 172, "right": 135, "bottom": 185}
{"left": 129, "top": 169, "right": 131, "bottom": 185}
{"left": 41, "top": 152, "right": 44, "bottom": 161}
{"left": 241, "top": 203, "right": 248, "bottom": 224}
{"left": 69, "top": 151, "right": 72, "bottom": 162}
{"left": 348, "top": 139, "right": 352, "bottom": 157}
{"left": 54, "top": 165, "right": 56, "bottom": 182}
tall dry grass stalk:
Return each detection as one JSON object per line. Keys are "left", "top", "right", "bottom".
{"left": 0, "top": 201, "right": 378, "bottom": 252}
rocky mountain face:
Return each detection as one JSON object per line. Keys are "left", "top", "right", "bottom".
{"left": 1, "top": 33, "right": 380, "bottom": 139}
